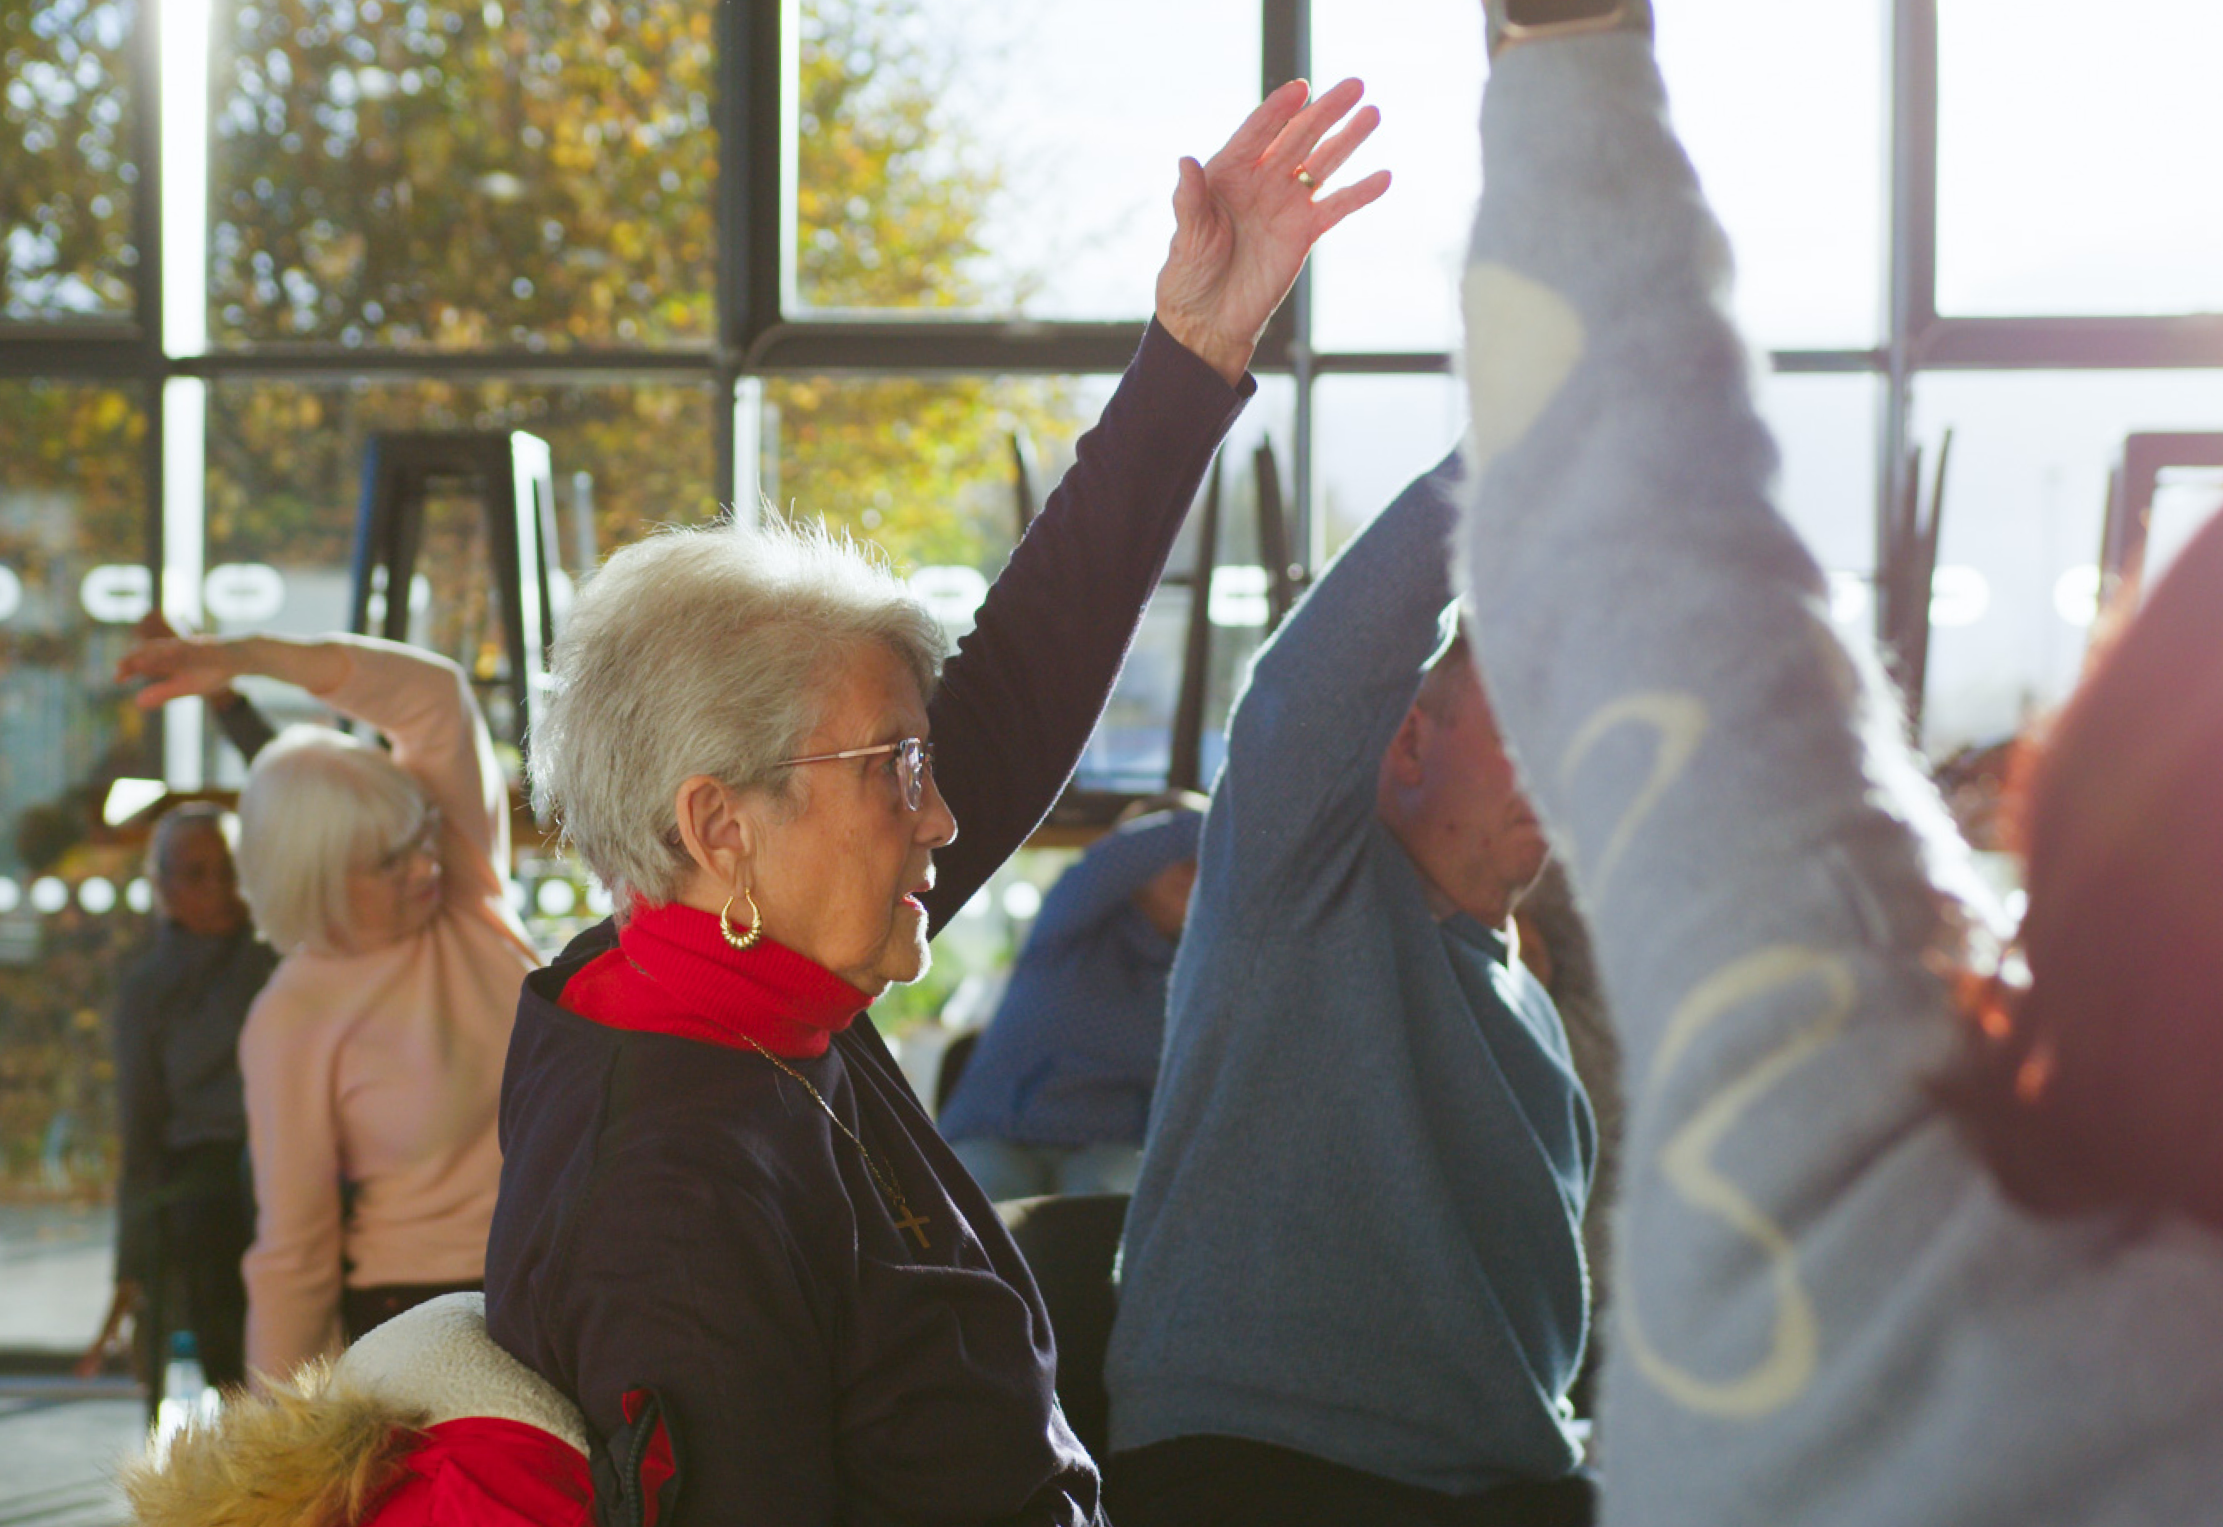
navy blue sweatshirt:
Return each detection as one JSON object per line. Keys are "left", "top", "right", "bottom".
{"left": 485, "top": 321, "right": 1250, "bottom": 1526}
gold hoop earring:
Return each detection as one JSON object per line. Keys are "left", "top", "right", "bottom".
{"left": 720, "top": 888, "right": 762, "bottom": 952}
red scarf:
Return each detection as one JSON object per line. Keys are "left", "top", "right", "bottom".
{"left": 560, "top": 899, "right": 868, "bottom": 1059}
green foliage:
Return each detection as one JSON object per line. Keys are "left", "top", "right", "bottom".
{"left": 795, "top": 0, "right": 1003, "bottom": 312}
{"left": 0, "top": 0, "right": 137, "bottom": 317}
{"left": 766, "top": 375, "right": 1076, "bottom": 575}
{"left": 773, "top": 2, "right": 1075, "bottom": 572}
{"left": 0, "top": 907, "right": 136, "bottom": 1194}
{"left": 0, "top": 380, "right": 144, "bottom": 548}
{"left": 208, "top": 0, "right": 714, "bottom": 346}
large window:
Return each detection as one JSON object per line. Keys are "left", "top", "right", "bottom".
{"left": 6, "top": 0, "right": 2223, "bottom": 1280}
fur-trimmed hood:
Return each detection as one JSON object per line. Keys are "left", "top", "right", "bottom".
{"left": 124, "top": 1294, "right": 587, "bottom": 1527}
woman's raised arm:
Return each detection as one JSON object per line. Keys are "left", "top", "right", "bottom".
{"left": 1153, "top": 77, "right": 1391, "bottom": 386}
{"left": 923, "top": 82, "right": 1390, "bottom": 926}
{"left": 121, "top": 632, "right": 511, "bottom": 879}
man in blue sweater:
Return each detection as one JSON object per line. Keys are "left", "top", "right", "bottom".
{"left": 938, "top": 804, "right": 1203, "bottom": 1200}
{"left": 1105, "top": 452, "right": 1596, "bottom": 1525}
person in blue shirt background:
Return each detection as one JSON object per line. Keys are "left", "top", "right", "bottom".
{"left": 937, "top": 798, "right": 1204, "bottom": 1201}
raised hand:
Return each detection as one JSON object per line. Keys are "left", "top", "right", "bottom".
{"left": 121, "top": 632, "right": 351, "bottom": 706}
{"left": 117, "top": 635, "right": 246, "bottom": 708}
{"left": 1154, "top": 78, "right": 1392, "bottom": 386}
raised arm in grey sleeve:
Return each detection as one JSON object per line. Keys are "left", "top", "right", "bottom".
{"left": 1456, "top": 27, "right": 2223, "bottom": 1527}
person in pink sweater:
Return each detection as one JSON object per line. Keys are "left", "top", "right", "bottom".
{"left": 120, "top": 632, "right": 540, "bottom": 1385}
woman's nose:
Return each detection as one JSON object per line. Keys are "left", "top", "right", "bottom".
{"left": 918, "top": 772, "right": 957, "bottom": 850}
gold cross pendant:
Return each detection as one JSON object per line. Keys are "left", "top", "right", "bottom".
{"left": 892, "top": 1206, "right": 931, "bottom": 1250}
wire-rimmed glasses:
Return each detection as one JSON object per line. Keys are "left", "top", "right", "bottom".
{"left": 776, "top": 737, "right": 936, "bottom": 811}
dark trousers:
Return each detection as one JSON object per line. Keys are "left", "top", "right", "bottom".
{"left": 1106, "top": 1436, "right": 1596, "bottom": 1527}
{"left": 342, "top": 1280, "right": 484, "bottom": 1343}
{"left": 142, "top": 1142, "right": 254, "bottom": 1393}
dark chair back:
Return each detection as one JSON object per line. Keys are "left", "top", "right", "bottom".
{"left": 996, "top": 1193, "right": 1129, "bottom": 1462}
{"left": 934, "top": 1029, "right": 981, "bottom": 1116}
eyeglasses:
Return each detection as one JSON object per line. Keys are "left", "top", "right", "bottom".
{"left": 368, "top": 807, "right": 443, "bottom": 878}
{"left": 776, "top": 737, "right": 936, "bottom": 811}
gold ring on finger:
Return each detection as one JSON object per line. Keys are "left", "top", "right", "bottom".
{"left": 1294, "top": 166, "right": 1318, "bottom": 189}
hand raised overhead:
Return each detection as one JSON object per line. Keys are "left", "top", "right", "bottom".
{"left": 116, "top": 635, "right": 245, "bottom": 709}
{"left": 1154, "top": 77, "right": 1392, "bottom": 386}
{"left": 118, "top": 630, "right": 349, "bottom": 708}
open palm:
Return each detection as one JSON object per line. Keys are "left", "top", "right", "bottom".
{"left": 1155, "top": 78, "right": 1392, "bottom": 385}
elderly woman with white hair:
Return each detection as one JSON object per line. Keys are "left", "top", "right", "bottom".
{"left": 482, "top": 82, "right": 1390, "bottom": 1526}
{"left": 118, "top": 632, "right": 540, "bottom": 1384}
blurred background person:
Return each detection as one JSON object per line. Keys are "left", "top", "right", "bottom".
{"left": 78, "top": 803, "right": 275, "bottom": 1398}
{"left": 937, "top": 796, "right": 1205, "bottom": 1201}
{"left": 118, "top": 630, "right": 540, "bottom": 1384}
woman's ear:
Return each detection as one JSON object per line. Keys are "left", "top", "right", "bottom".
{"left": 673, "top": 775, "right": 758, "bottom": 893}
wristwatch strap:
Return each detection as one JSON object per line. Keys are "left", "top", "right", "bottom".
{"left": 1486, "top": 0, "right": 1654, "bottom": 58}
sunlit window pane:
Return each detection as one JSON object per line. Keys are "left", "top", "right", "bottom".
{"left": 3, "top": 0, "right": 140, "bottom": 320}
{"left": 0, "top": 381, "right": 153, "bottom": 1244}
{"left": 205, "top": 0, "right": 714, "bottom": 347}
{"left": 757, "top": 373, "right": 1094, "bottom": 573}
{"left": 1653, "top": 0, "right": 1884, "bottom": 351}
{"left": 1912, "top": 371, "right": 2223, "bottom": 751}
{"left": 1099, "top": 379, "right": 1292, "bottom": 791}
{"left": 1313, "top": 374, "right": 1467, "bottom": 555}
{"left": 1761, "top": 372, "right": 1878, "bottom": 580}
{"left": 790, "top": 0, "right": 1258, "bottom": 319}
{"left": 1310, "top": 0, "right": 1883, "bottom": 353}
{"left": 1939, "top": 0, "right": 2223, "bottom": 317}
{"left": 1314, "top": 371, "right": 1873, "bottom": 583}
{"left": 1307, "top": 0, "right": 1481, "bottom": 354}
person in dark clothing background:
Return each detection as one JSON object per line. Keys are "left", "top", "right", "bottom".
{"left": 82, "top": 613, "right": 281, "bottom": 1395}
{"left": 937, "top": 799, "right": 1203, "bottom": 1201}
{"left": 84, "top": 803, "right": 278, "bottom": 1394}
{"left": 485, "top": 79, "right": 1392, "bottom": 1526}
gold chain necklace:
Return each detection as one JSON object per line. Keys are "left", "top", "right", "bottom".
{"left": 737, "top": 1034, "right": 932, "bottom": 1252}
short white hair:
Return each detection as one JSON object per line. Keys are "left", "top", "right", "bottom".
{"left": 236, "top": 725, "right": 432, "bottom": 954}
{"left": 532, "top": 514, "right": 945, "bottom": 907}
